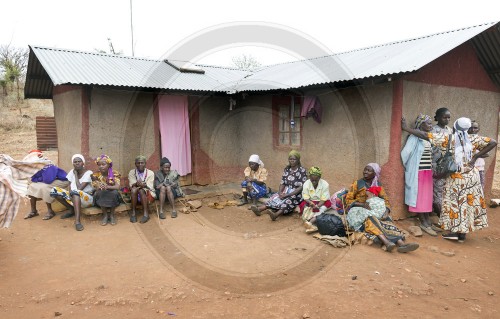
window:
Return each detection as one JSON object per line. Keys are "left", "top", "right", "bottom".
{"left": 273, "top": 96, "right": 302, "bottom": 148}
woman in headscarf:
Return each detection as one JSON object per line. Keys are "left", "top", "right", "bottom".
{"left": 251, "top": 150, "right": 307, "bottom": 221}
{"left": 24, "top": 150, "right": 70, "bottom": 220}
{"left": 402, "top": 116, "right": 497, "bottom": 242}
{"left": 345, "top": 163, "right": 419, "bottom": 253}
{"left": 300, "top": 166, "right": 332, "bottom": 232}
{"left": 238, "top": 154, "right": 268, "bottom": 207}
{"left": 468, "top": 120, "right": 487, "bottom": 189}
{"left": 50, "top": 154, "right": 94, "bottom": 231}
{"left": 128, "top": 155, "right": 155, "bottom": 224}
{"left": 401, "top": 114, "right": 436, "bottom": 236}
{"left": 154, "top": 157, "right": 184, "bottom": 219}
{"left": 92, "top": 155, "right": 121, "bottom": 226}
{"left": 431, "top": 108, "right": 452, "bottom": 217}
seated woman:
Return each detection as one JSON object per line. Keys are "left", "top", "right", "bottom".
{"left": 345, "top": 163, "right": 419, "bottom": 253}
{"left": 300, "top": 166, "right": 332, "bottom": 232}
{"left": 24, "top": 150, "right": 70, "bottom": 220}
{"left": 91, "top": 155, "right": 121, "bottom": 226}
{"left": 128, "top": 155, "right": 155, "bottom": 224}
{"left": 251, "top": 150, "right": 307, "bottom": 221}
{"left": 154, "top": 157, "right": 184, "bottom": 219}
{"left": 238, "top": 154, "right": 268, "bottom": 207}
{"left": 50, "top": 154, "right": 94, "bottom": 231}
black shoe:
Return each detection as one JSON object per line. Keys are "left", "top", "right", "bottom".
{"left": 458, "top": 233, "right": 466, "bottom": 243}
{"left": 442, "top": 233, "right": 459, "bottom": 241}
{"left": 130, "top": 215, "right": 137, "bottom": 223}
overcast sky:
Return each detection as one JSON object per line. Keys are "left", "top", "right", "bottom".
{"left": 1, "top": 0, "right": 499, "bottom": 67}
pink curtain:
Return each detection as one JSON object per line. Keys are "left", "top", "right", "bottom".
{"left": 158, "top": 95, "right": 192, "bottom": 176}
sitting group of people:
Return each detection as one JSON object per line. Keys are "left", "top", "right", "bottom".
{"left": 23, "top": 152, "right": 184, "bottom": 231}
{"left": 237, "top": 108, "right": 497, "bottom": 253}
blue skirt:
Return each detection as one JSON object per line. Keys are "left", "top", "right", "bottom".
{"left": 241, "top": 181, "right": 267, "bottom": 199}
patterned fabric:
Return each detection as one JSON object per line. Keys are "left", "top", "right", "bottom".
{"left": 347, "top": 197, "right": 386, "bottom": 231}
{"left": 0, "top": 155, "right": 49, "bottom": 228}
{"left": 154, "top": 169, "right": 184, "bottom": 198}
{"left": 91, "top": 170, "right": 121, "bottom": 188}
{"left": 241, "top": 180, "right": 267, "bottom": 199}
{"left": 419, "top": 140, "right": 432, "bottom": 170}
{"left": 50, "top": 187, "right": 94, "bottom": 208}
{"left": 428, "top": 133, "right": 491, "bottom": 233}
{"left": 364, "top": 216, "right": 405, "bottom": 243}
{"left": 94, "top": 154, "right": 115, "bottom": 185}
{"left": 265, "top": 166, "right": 307, "bottom": 214}
{"left": 243, "top": 166, "right": 268, "bottom": 182}
{"left": 308, "top": 166, "right": 322, "bottom": 177}
{"left": 344, "top": 179, "right": 391, "bottom": 210}
{"left": 414, "top": 114, "right": 432, "bottom": 129}
{"left": 430, "top": 125, "right": 452, "bottom": 211}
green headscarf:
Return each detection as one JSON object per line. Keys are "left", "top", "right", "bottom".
{"left": 288, "top": 150, "right": 301, "bottom": 160}
{"left": 308, "top": 166, "right": 322, "bottom": 177}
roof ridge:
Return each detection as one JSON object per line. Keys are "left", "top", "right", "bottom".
{"left": 30, "top": 45, "right": 160, "bottom": 62}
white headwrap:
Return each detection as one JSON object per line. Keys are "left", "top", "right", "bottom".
{"left": 248, "top": 154, "right": 264, "bottom": 168}
{"left": 366, "top": 163, "right": 381, "bottom": 186}
{"left": 71, "top": 154, "right": 85, "bottom": 164}
{"left": 453, "top": 117, "right": 473, "bottom": 170}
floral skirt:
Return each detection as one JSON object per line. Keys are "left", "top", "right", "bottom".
{"left": 50, "top": 187, "right": 94, "bottom": 208}
{"left": 440, "top": 169, "right": 487, "bottom": 233}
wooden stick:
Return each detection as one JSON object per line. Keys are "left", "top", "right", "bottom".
{"left": 340, "top": 197, "right": 353, "bottom": 249}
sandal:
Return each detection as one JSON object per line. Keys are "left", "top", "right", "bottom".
{"left": 251, "top": 205, "right": 262, "bottom": 216}
{"left": 101, "top": 216, "right": 108, "bottom": 226}
{"left": 385, "top": 242, "right": 396, "bottom": 252}
{"left": 75, "top": 223, "right": 84, "bottom": 231}
{"left": 61, "top": 211, "right": 75, "bottom": 219}
{"left": 42, "top": 212, "right": 56, "bottom": 220}
{"left": 159, "top": 212, "right": 166, "bottom": 219}
{"left": 397, "top": 242, "right": 419, "bottom": 253}
{"left": 420, "top": 224, "right": 437, "bottom": 236}
{"left": 130, "top": 215, "right": 137, "bottom": 223}
{"left": 24, "top": 211, "right": 39, "bottom": 219}
{"left": 171, "top": 211, "right": 177, "bottom": 218}
{"left": 140, "top": 215, "right": 150, "bottom": 224}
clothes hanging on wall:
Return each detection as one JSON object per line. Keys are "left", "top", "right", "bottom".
{"left": 300, "top": 95, "right": 323, "bottom": 123}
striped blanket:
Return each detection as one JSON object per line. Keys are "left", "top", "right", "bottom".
{"left": 0, "top": 155, "right": 50, "bottom": 228}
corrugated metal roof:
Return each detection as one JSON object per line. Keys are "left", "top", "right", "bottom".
{"left": 25, "top": 22, "right": 500, "bottom": 98}
{"left": 237, "top": 22, "right": 499, "bottom": 91}
{"left": 25, "top": 47, "right": 250, "bottom": 98}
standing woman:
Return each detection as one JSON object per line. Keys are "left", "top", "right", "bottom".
{"left": 92, "top": 155, "right": 121, "bottom": 226}
{"left": 401, "top": 114, "right": 436, "bottom": 236}
{"left": 431, "top": 108, "right": 452, "bottom": 217}
{"left": 402, "top": 117, "right": 497, "bottom": 242}
{"left": 251, "top": 150, "right": 307, "bottom": 221}
{"left": 50, "top": 154, "right": 94, "bottom": 231}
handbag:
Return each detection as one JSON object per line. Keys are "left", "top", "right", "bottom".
{"left": 434, "top": 134, "right": 457, "bottom": 178}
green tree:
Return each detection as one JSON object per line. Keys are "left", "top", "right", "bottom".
{"left": 0, "top": 44, "right": 28, "bottom": 101}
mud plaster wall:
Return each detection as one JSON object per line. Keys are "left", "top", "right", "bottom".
{"left": 196, "top": 84, "right": 393, "bottom": 190}
{"left": 88, "top": 89, "right": 155, "bottom": 175}
{"left": 402, "top": 80, "right": 500, "bottom": 193}
{"left": 53, "top": 88, "right": 83, "bottom": 172}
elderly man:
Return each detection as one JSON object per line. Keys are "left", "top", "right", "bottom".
{"left": 128, "top": 155, "right": 155, "bottom": 224}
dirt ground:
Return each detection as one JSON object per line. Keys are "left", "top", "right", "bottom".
{"left": 1, "top": 127, "right": 500, "bottom": 318}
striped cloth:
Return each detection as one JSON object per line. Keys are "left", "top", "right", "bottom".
{"left": 0, "top": 155, "right": 50, "bottom": 228}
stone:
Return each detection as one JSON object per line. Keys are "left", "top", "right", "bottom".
{"left": 55, "top": 312, "right": 62, "bottom": 317}
{"left": 187, "top": 200, "right": 202, "bottom": 209}
{"left": 460, "top": 279, "right": 467, "bottom": 283}
{"left": 303, "top": 314, "right": 310, "bottom": 319}
{"left": 428, "top": 246, "right": 439, "bottom": 253}
{"left": 441, "top": 251, "right": 455, "bottom": 257}
{"left": 488, "top": 291, "right": 495, "bottom": 296}
{"left": 352, "top": 275, "right": 357, "bottom": 280}
{"left": 408, "top": 226, "right": 423, "bottom": 237}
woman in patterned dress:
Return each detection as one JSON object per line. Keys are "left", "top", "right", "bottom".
{"left": 251, "top": 150, "right": 307, "bottom": 221}
{"left": 345, "top": 163, "right": 419, "bottom": 253}
{"left": 431, "top": 108, "right": 452, "bottom": 218}
{"left": 402, "top": 117, "right": 497, "bottom": 242}
{"left": 401, "top": 114, "right": 436, "bottom": 236}
{"left": 91, "top": 155, "right": 122, "bottom": 226}
{"left": 50, "top": 154, "right": 94, "bottom": 231}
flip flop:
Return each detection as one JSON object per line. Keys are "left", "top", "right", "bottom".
{"left": 419, "top": 224, "right": 437, "bottom": 236}
{"left": 130, "top": 215, "right": 137, "bottom": 223}
{"left": 42, "top": 212, "right": 56, "bottom": 220}
{"left": 24, "top": 211, "right": 39, "bottom": 219}
{"left": 75, "top": 223, "right": 84, "bottom": 231}
{"left": 140, "top": 215, "right": 150, "bottom": 224}
{"left": 159, "top": 212, "right": 166, "bottom": 219}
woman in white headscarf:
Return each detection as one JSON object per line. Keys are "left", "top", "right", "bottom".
{"left": 402, "top": 117, "right": 497, "bottom": 242}
{"left": 50, "top": 154, "right": 94, "bottom": 231}
{"left": 238, "top": 154, "right": 268, "bottom": 206}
